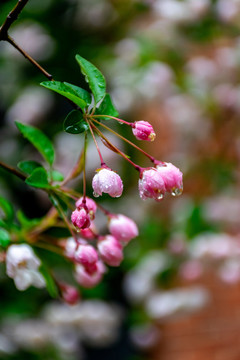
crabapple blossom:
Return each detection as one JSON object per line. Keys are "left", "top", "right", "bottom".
{"left": 74, "top": 260, "right": 105, "bottom": 288}
{"left": 92, "top": 167, "right": 123, "bottom": 198}
{"left": 6, "top": 244, "right": 45, "bottom": 291}
{"left": 156, "top": 162, "right": 183, "bottom": 196}
{"left": 108, "top": 214, "right": 139, "bottom": 244}
{"left": 60, "top": 284, "right": 80, "bottom": 305}
{"left": 138, "top": 168, "right": 166, "bottom": 201}
{"left": 76, "top": 197, "right": 97, "bottom": 220}
{"left": 71, "top": 208, "right": 91, "bottom": 230}
{"left": 97, "top": 235, "right": 124, "bottom": 267}
{"left": 132, "top": 121, "right": 156, "bottom": 141}
{"left": 74, "top": 244, "right": 98, "bottom": 273}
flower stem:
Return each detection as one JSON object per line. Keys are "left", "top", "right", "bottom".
{"left": 91, "top": 115, "right": 134, "bottom": 127}
{"left": 91, "top": 118, "right": 155, "bottom": 163}
{"left": 87, "top": 120, "right": 106, "bottom": 167}
{"left": 90, "top": 121, "right": 142, "bottom": 172}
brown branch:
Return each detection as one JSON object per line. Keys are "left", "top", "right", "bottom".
{"left": 0, "top": 0, "right": 29, "bottom": 39}
{"left": 7, "top": 35, "right": 53, "bottom": 81}
{"left": 0, "top": 160, "right": 26, "bottom": 181}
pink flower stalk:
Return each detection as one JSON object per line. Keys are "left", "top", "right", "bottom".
{"left": 74, "top": 260, "right": 105, "bottom": 288}
{"left": 92, "top": 167, "right": 123, "bottom": 198}
{"left": 97, "top": 235, "right": 124, "bottom": 267}
{"left": 108, "top": 214, "right": 139, "bottom": 244}
{"left": 74, "top": 244, "right": 98, "bottom": 273}
{"left": 132, "top": 121, "right": 156, "bottom": 142}
{"left": 71, "top": 208, "right": 91, "bottom": 230}
{"left": 156, "top": 162, "right": 183, "bottom": 196}
{"left": 60, "top": 284, "right": 80, "bottom": 305}
{"left": 138, "top": 168, "right": 166, "bottom": 201}
{"left": 76, "top": 196, "right": 97, "bottom": 220}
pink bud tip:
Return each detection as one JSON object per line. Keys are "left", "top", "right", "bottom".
{"left": 74, "top": 260, "right": 105, "bottom": 288}
{"left": 61, "top": 284, "right": 80, "bottom": 305}
{"left": 138, "top": 168, "right": 166, "bottom": 201}
{"left": 132, "top": 121, "right": 156, "bottom": 141}
{"left": 156, "top": 162, "right": 183, "bottom": 196}
{"left": 108, "top": 214, "right": 138, "bottom": 244}
{"left": 98, "top": 235, "right": 124, "bottom": 267}
{"left": 74, "top": 244, "right": 98, "bottom": 273}
{"left": 76, "top": 197, "right": 97, "bottom": 220}
{"left": 92, "top": 168, "right": 123, "bottom": 198}
{"left": 71, "top": 208, "right": 91, "bottom": 230}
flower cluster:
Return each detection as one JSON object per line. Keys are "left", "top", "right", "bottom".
{"left": 66, "top": 202, "right": 139, "bottom": 289}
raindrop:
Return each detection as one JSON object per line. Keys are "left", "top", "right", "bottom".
{"left": 171, "top": 188, "right": 182, "bottom": 197}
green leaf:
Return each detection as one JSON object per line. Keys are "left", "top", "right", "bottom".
{"left": 39, "top": 264, "right": 59, "bottom": 298}
{"left": 75, "top": 54, "right": 106, "bottom": 104}
{"left": 0, "top": 229, "right": 11, "bottom": 248}
{"left": 25, "top": 168, "right": 50, "bottom": 189}
{"left": 63, "top": 110, "right": 89, "bottom": 134}
{"left": 49, "top": 170, "right": 65, "bottom": 182}
{"left": 16, "top": 122, "right": 55, "bottom": 166}
{"left": 40, "top": 81, "right": 87, "bottom": 110}
{"left": 18, "top": 160, "right": 43, "bottom": 175}
{"left": 16, "top": 211, "right": 42, "bottom": 230}
{"left": 0, "top": 196, "right": 14, "bottom": 222}
{"left": 64, "top": 82, "right": 92, "bottom": 105}
{"left": 96, "top": 93, "right": 119, "bottom": 120}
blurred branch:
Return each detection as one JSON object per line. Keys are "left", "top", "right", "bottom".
{"left": 0, "top": 0, "right": 53, "bottom": 81}
{"left": 0, "top": 160, "right": 26, "bottom": 181}
{"left": 0, "top": 0, "right": 29, "bottom": 38}
{"left": 7, "top": 35, "right": 53, "bottom": 80}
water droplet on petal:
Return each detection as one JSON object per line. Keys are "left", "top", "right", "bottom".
{"left": 171, "top": 187, "right": 182, "bottom": 197}
{"left": 93, "top": 192, "right": 99, "bottom": 198}
{"left": 157, "top": 194, "right": 163, "bottom": 200}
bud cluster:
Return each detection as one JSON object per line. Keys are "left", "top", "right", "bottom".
{"left": 66, "top": 199, "right": 139, "bottom": 288}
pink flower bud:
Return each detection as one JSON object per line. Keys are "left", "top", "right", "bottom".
{"left": 74, "top": 244, "right": 98, "bottom": 273}
{"left": 76, "top": 197, "right": 97, "bottom": 220}
{"left": 138, "top": 168, "right": 166, "bottom": 201}
{"left": 60, "top": 284, "right": 80, "bottom": 305}
{"left": 74, "top": 260, "right": 105, "bottom": 288}
{"left": 98, "top": 235, "right": 123, "bottom": 267}
{"left": 71, "top": 208, "right": 91, "bottom": 230}
{"left": 92, "top": 168, "right": 123, "bottom": 198}
{"left": 108, "top": 214, "right": 139, "bottom": 244}
{"left": 132, "top": 121, "right": 156, "bottom": 141}
{"left": 156, "top": 162, "right": 183, "bottom": 196}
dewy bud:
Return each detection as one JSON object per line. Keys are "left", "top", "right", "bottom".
{"left": 74, "top": 260, "right": 105, "bottom": 288}
{"left": 132, "top": 121, "right": 156, "bottom": 141}
{"left": 156, "top": 162, "right": 183, "bottom": 196}
{"left": 74, "top": 244, "right": 98, "bottom": 273}
{"left": 97, "top": 235, "right": 123, "bottom": 267}
{"left": 76, "top": 197, "right": 97, "bottom": 220}
{"left": 138, "top": 168, "right": 166, "bottom": 201}
{"left": 108, "top": 214, "right": 139, "bottom": 244}
{"left": 71, "top": 208, "right": 91, "bottom": 230}
{"left": 92, "top": 168, "right": 123, "bottom": 198}
{"left": 60, "top": 284, "right": 80, "bottom": 305}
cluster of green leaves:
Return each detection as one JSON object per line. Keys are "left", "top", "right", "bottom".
{"left": 41, "top": 55, "right": 118, "bottom": 134}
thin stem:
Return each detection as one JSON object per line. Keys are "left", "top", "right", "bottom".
{"left": 97, "top": 203, "right": 111, "bottom": 216}
{"left": 0, "top": 160, "right": 26, "bottom": 180}
{"left": 7, "top": 36, "right": 53, "bottom": 81}
{"left": 91, "top": 115, "right": 134, "bottom": 127}
{"left": 87, "top": 120, "right": 105, "bottom": 167}
{"left": 52, "top": 194, "right": 77, "bottom": 242}
{"left": 90, "top": 121, "right": 142, "bottom": 172}
{"left": 82, "top": 132, "right": 88, "bottom": 202}
{"left": 0, "top": 0, "right": 29, "bottom": 38}
{"left": 91, "top": 118, "right": 155, "bottom": 163}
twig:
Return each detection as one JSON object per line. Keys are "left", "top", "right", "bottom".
{"left": 0, "top": 0, "right": 29, "bottom": 39}
{"left": 0, "top": 160, "right": 26, "bottom": 181}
